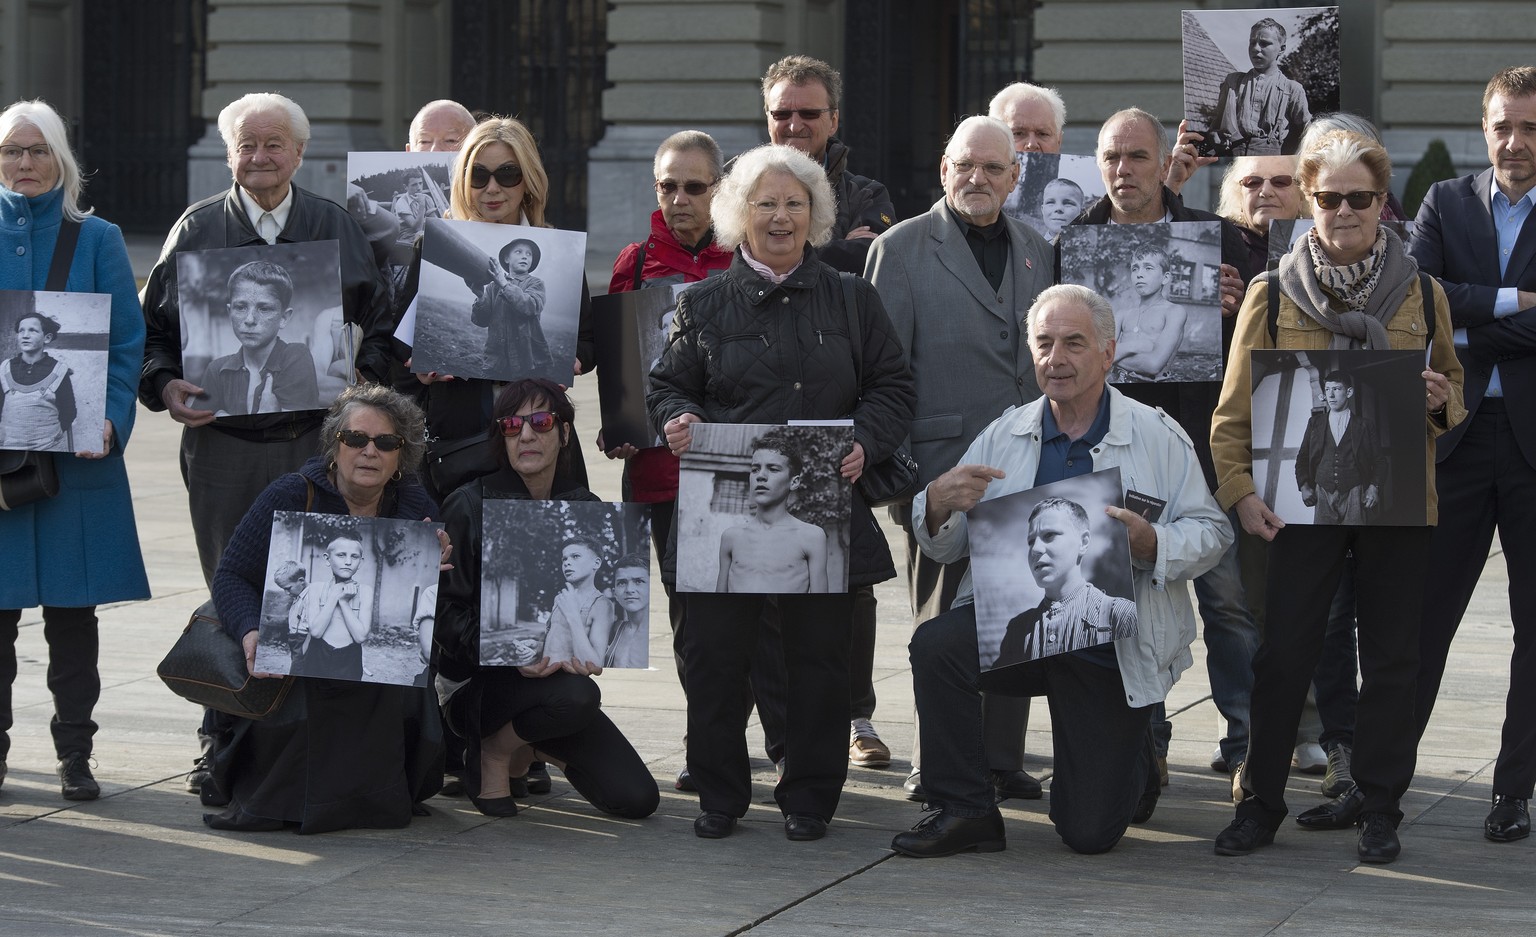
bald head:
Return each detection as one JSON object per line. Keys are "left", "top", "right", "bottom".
{"left": 408, "top": 100, "right": 475, "bottom": 152}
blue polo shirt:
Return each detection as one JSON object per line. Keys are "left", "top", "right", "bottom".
{"left": 1034, "top": 388, "right": 1118, "bottom": 667}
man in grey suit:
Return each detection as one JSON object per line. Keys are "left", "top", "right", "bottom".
{"left": 866, "top": 115, "right": 1056, "bottom": 801}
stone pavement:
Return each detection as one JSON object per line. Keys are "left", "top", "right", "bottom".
{"left": 2, "top": 381, "right": 1532, "bottom": 936}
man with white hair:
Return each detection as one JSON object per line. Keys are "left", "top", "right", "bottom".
{"left": 866, "top": 115, "right": 1055, "bottom": 803}
{"left": 139, "top": 92, "right": 391, "bottom": 794}
{"left": 988, "top": 82, "right": 1067, "bottom": 226}
{"left": 407, "top": 99, "right": 475, "bottom": 152}
{"left": 890, "top": 284, "right": 1230, "bottom": 858}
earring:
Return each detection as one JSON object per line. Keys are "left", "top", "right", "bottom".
{"left": 391, "top": 469, "right": 402, "bottom": 481}
{"left": 328, "top": 460, "right": 337, "bottom": 473}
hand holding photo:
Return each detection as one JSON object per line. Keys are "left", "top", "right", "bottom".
{"left": 0, "top": 289, "right": 110, "bottom": 453}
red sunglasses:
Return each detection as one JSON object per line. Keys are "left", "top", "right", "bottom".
{"left": 495, "top": 411, "right": 560, "bottom": 436}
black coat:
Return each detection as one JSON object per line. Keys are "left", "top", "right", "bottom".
{"left": 818, "top": 137, "right": 896, "bottom": 275}
{"left": 648, "top": 248, "right": 916, "bottom": 584}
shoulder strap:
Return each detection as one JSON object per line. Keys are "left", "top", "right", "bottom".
{"left": 1266, "top": 270, "right": 1280, "bottom": 344}
{"left": 1419, "top": 270, "right": 1437, "bottom": 343}
{"left": 46, "top": 219, "right": 82, "bottom": 292}
{"left": 631, "top": 240, "right": 648, "bottom": 291}
{"left": 304, "top": 478, "right": 315, "bottom": 512}
{"left": 839, "top": 271, "right": 862, "bottom": 384}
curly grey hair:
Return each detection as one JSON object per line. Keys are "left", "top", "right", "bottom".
{"left": 319, "top": 384, "right": 428, "bottom": 477}
{"left": 712, "top": 144, "right": 836, "bottom": 252}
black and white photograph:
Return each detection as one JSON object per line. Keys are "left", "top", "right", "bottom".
{"left": 346, "top": 150, "right": 453, "bottom": 288}
{"left": 1268, "top": 218, "right": 1414, "bottom": 268}
{"left": 411, "top": 216, "right": 587, "bottom": 385}
{"left": 1058, "top": 221, "right": 1225, "bottom": 383}
{"left": 479, "top": 499, "right": 652, "bottom": 669}
{"left": 253, "top": 512, "right": 445, "bottom": 686}
{"left": 1250, "top": 348, "right": 1427, "bottom": 527}
{"left": 593, "top": 285, "right": 679, "bottom": 451}
{"left": 675, "top": 422, "right": 853, "bottom": 595}
{"left": 1003, "top": 153, "right": 1105, "bottom": 244}
{"left": 0, "top": 289, "right": 110, "bottom": 454}
{"left": 969, "top": 468, "right": 1138, "bottom": 671}
{"left": 176, "top": 241, "right": 347, "bottom": 416}
{"left": 1182, "top": 6, "right": 1340, "bottom": 157}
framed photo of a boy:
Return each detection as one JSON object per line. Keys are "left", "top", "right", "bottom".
{"left": 676, "top": 422, "right": 854, "bottom": 594}
{"left": 1181, "top": 6, "right": 1340, "bottom": 157}
{"left": 175, "top": 241, "right": 347, "bottom": 416}
{"left": 253, "top": 512, "right": 445, "bottom": 686}
{"left": 0, "top": 289, "right": 110, "bottom": 453}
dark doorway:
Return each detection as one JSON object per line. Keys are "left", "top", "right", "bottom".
{"left": 841, "top": 0, "right": 1036, "bottom": 223}
{"left": 78, "top": 0, "right": 207, "bottom": 234}
{"left": 450, "top": 0, "right": 608, "bottom": 231}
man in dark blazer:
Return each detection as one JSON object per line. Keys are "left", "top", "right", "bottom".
{"left": 1409, "top": 65, "right": 1536, "bottom": 844}
{"left": 866, "top": 115, "right": 1055, "bottom": 802}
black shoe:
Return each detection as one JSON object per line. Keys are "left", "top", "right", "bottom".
{"left": 525, "top": 761, "right": 552, "bottom": 794}
{"left": 694, "top": 811, "right": 736, "bottom": 839}
{"left": 990, "top": 768, "right": 1043, "bottom": 801}
{"left": 1357, "top": 812, "right": 1400, "bottom": 863}
{"left": 58, "top": 753, "right": 100, "bottom": 801}
{"left": 891, "top": 809, "right": 1006, "bottom": 858}
{"left": 507, "top": 774, "right": 530, "bottom": 798}
{"left": 1130, "top": 790, "right": 1159, "bottom": 824}
{"left": 468, "top": 792, "right": 519, "bottom": 817}
{"left": 185, "top": 755, "right": 211, "bottom": 794}
{"left": 440, "top": 774, "right": 465, "bottom": 798}
{"left": 675, "top": 768, "right": 697, "bottom": 792}
{"left": 1295, "top": 785, "right": 1365, "bottom": 831}
{"left": 1485, "top": 794, "right": 1531, "bottom": 843}
{"left": 1214, "top": 816, "right": 1275, "bottom": 856}
{"left": 784, "top": 814, "right": 827, "bottom": 841}
{"left": 903, "top": 771, "right": 925, "bottom": 802}
{"left": 1321, "top": 743, "right": 1354, "bottom": 798}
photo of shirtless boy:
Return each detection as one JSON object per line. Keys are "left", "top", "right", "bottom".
{"left": 716, "top": 433, "right": 828, "bottom": 594}
{"left": 1113, "top": 247, "right": 1187, "bottom": 382}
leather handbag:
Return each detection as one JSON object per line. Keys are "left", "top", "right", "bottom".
{"left": 838, "top": 272, "right": 921, "bottom": 507}
{"left": 157, "top": 600, "right": 293, "bottom": 719}
{"left": 0, "top": 218, "right": 80, "bottom": 511}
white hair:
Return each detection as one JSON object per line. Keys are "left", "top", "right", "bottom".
{"left": 407, "top": 99, "right": 475, "bottom": 147}
{"left": 0, "top": 99, "right": 91, "bottom": 221}
{"left": 217, "top": 92, "right": 310, "bottom": 152}
{"left": 945, "top": 115, "right": 1014, "bottom": 160}
{"left": 1026, "top": 284, "right": 1117, "bottom": 350}
{"left": 712, "top": 144, "right": 836, "bottom": 251}
{"left": 988, "top": 82, "right": 1067, "bottom": 136}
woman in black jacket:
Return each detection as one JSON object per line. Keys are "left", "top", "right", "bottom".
{"left": 436, "top": 378, "right": 658, "bottom": 819}
{"left": 648, "top": 144, "right": 916, "bottom": 841}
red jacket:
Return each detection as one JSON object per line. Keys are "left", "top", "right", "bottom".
{"left": 608, "top": 211, "right": 732, "bottom": 501}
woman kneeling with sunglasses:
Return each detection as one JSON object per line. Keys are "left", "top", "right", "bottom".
{"left": 435, "top": 378, "right": 660, "bottom": 818}
{"left": 206, "top": 385, "right": 449, "bottom": 832}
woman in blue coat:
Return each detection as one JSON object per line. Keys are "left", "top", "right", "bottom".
{"left": 0, "top": 99, "right": 149, "bottom": 801}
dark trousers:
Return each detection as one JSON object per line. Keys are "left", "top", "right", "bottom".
{"left": 905, "top": 530, "right": 1029, "bottom": 772}
{"left": 1, "top": 605, "right": 100, "bottom": 760}
{"left": 678, "top": 591, "right": 852, "bottom": 820}
{"left": 471, "top": 669, "right": 659, "bottom": 818}
{"left": 1416, "top": 399, "right": 1536, "bottom": 798}
{"left": 1316, "top": 563, "right": 1359, "bottom": 752}
{"left": 1239, "top": 524, "right": 1430, "bottom": 829}
{"left": 911, "top": 604, "right": 1157, "bottom": 855}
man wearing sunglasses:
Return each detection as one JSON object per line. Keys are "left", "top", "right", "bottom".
{"left": 1411, "top": 66, "right": 1536, "bottom": 845}
{"left": 761, "top": 55, "right": 895, "bottom": 275}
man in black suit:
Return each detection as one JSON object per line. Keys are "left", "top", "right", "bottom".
{"left": 1410, "top": 65, "right": 1536, "bottom": 844}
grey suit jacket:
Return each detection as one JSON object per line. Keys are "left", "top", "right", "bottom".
{"left": 866, "top": 199, "right": 1055, "bottom": 490}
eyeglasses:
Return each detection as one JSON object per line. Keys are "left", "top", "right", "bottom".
{"left": 0, "top": 144, "right": 52, "bottom": 163}
{"left": 496, "top": 411, "right": 560, "bottom": 435}
{"left": 947, "top": 159, "right": 1012, "bottom": 179}
{"left": 1310, "top": 190, "right": 1382, "bottom": 211}
{"left": 768, "top": 108, "right": 830, "bottom": 122}
{"left": 1239, "top": 174, "right": 1294, "bottom": 190}
{"left": 469, "top": 162, "right": 524, "bottom": 189}
{"left": 655, "top": 180, "right": 714, "bottom": 197}
{"left": 749, "top": 199, "right": 808, "bottom": 215}
{"left": 336, "top": 430, "right": 406, "bottom": 452}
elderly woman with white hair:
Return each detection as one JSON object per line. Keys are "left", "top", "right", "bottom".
{"left": 0, "top": 98, "right": 149, "bottom": 801}
{"left": 648, "top": 144, "right": 915, "bottom": 841}
{"left": 138, "top": 90, "right": 392, "bottom": 794}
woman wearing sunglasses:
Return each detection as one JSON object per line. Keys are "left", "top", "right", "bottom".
{"left": 1210, "top": 130, "right": 1465, "bottom": 863}
{"left": 435, "top": 377, "right": 659, "bottom": 819}
{"left": 1216, "top": 155, "right": 1307, "bottom": 277}
{"left": 205, "top": 384, "right": 450, "bottom": 832}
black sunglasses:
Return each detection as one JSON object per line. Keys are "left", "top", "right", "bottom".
{"left": 1239, "top": 174, "right": 1294, "bottom": 189}
{"left": 655, "top": 180, "right": 714, "bottom": 197}
{"left": 767, "top": 108, "right": 831, "bottom": 121}
{"left": 337, "top": 430, "right": 406, "bottom": 452}
{"left": 469, "top": 162, "right": 524, "bottom": 189}
{"left": 496, "top": 411, "right": 560, "bottom": 436}
{"left": 1311, "top": 190, "right": 1381, "bottom": 211}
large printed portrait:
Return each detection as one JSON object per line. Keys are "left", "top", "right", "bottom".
{"left": 0, "top": 289, "right": 109, "bottom": 453}
{"left": 1002, "top": 153, "right": 1105, "bottom": 244}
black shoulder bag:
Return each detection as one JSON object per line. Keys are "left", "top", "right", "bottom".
{"left": 838, "top": 272, "right": 920, "bottom": 507}
{"left": 0, "top": 218, "right": 80, "bottom": 511}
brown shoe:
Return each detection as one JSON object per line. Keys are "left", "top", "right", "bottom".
{"left": 848, "top": 719, "right": 891, "bottom": 768}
